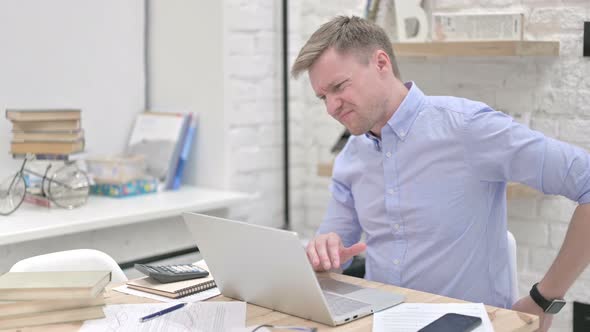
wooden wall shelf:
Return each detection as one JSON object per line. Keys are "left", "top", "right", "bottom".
{"left": 394, "top": 41, "right": 559, "bottom": 57}
{"left": 317, "top": 162, "right": 540, "bottom": 199}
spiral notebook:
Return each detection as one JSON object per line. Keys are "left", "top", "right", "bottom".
{"left": 126, "top": 261, "right": 216, "bottom": 299}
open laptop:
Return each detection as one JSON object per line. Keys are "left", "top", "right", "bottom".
{"left": 182, "top": 212, "right": 404, "bottom": 326}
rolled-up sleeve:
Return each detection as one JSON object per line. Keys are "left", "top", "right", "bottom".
{"left": 465, "top": 107, "right": 590, "bottom": 203}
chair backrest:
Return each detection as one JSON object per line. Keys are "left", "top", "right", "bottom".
{"left": 507, "top": 231, "right": 518, "bottom": 305}
{"left": 9, "top": 249, "right": 128, "bottom": 283}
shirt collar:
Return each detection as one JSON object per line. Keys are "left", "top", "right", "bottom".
{"left": 363, "top": 81, "right": 425, "bottom": 150}
{"left": 387, "top": 81, "right": 426, "bottom": 141}
{"left": 364, "top": 130, "right": 382, "bottom": 152}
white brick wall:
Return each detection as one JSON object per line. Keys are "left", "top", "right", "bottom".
{"left": 224, "top": 0, "right": 284, "bottom": 228}
{"left": 288, "top": 0, "right": 366, "bottom": 234}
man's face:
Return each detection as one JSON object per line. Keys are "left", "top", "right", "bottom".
{"left": 309, "top": 47, "right": 387, "bottom": 136}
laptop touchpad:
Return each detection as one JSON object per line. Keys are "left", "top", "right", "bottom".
{"left": 347, "top": 288, "right": 404, "bottom": 312}
{"left": 318, "top": 278, "right": 363, "bottom": 295}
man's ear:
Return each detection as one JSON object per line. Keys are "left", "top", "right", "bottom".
{"left": 375, "top": 50, "right": 391, "bottom": 73}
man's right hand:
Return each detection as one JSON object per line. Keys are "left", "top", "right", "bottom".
{"left": 306, "top": 232, "right": 367, "bottom": 272}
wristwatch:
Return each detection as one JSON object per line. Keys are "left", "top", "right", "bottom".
{"left": 529, "top": 282, "right": 566, "bottom": 314}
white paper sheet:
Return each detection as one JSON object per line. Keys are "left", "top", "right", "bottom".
{"left": 373, "top": 303, "right": 494, "bottom": 332}
{"left": 230, "top": 327, "right": 271, "bottom": 332}
{"left": 230, "top": 326, "right": 316, "bottom": 332}
{"left": 113, "top": 284, "right": 221, "bottom": 303}
{"left": 80, "top": 302, "right": 246, "bottom": 332}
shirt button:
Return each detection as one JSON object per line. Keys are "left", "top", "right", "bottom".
{"left": 386, "top": 152, "right": 392, "bottom": 158}
{"left": 394, "top": 224, "right": 400, "bottom": 230}
{"left": 393, "top": 259, "right": 400, "bottom": 265}
{"left": 387, "top": 189, "right": 394, "bottom": 195}
{"left": 399, "top": 130, "right": 406, "bottom": 137}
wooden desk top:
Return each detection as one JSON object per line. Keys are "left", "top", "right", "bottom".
{"left": 7, "top": 273, "right": 539, "bottom": 332}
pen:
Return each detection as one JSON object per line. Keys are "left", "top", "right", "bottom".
{"left": 139, "top": 303, "right": 187, "bottom": 323}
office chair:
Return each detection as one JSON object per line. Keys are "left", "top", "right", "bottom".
{"left": 9, "top": 249, "right": 127, "bottom": 283}
{"left": 507, "top": 230, "right": 518, "bottom": 305}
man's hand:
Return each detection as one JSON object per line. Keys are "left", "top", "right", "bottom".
{"left": 306, "top": 232, "right": 367, "bottom": 271}
{"left": 512, "top": 296, "right": 553, "bottom": 332}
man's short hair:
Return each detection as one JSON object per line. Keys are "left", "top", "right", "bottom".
{"left": 291, "top": 16, "right": 400, "bottom": 78}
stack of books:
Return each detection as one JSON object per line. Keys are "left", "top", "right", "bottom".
{"left": 0, "top": 270, "right": 111, "bottom": 329}
{"left": 5, "top": 108, "right": 85, "bottom": 156}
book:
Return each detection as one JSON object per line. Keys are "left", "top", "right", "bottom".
{"left": 0, "top": 271, "right": 111, "bottom": 300}
{"left": 12, "top": 130, "right": 84, "bottom": 142}
{"left": 0, "top": 296, "right": 105, "bottom": 318}
{"left": 23, "top": 193, "right": 52, "bottom": 208}
{"left": 12, "top": 119, "right": 81, "bottom": 132}
{"left": 170, "top": 113, "right": 198, "bottom": 190}
{"left": 5, "top": 109, "right": 81, "bottom": 122}
{"left": 126, "top": 276, "right": 216, "bottom": 299}
{"left": 127, "top": 111, "right": 190, "bottom": 187}
{"left": 10, "top": 139, "right": 85, "bottom": 155}
{"left": 0, "top": 305, "right": 104, "bottom": 329}
{"left": 126, "top": 261, "right": 215, "bottom": 299}
{"left": 12, "top": 152, "right": 88, "bottom": 161}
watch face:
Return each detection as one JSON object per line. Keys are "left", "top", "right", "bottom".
{"left": 546, "top": 300, "right": 567, "bottom": 314}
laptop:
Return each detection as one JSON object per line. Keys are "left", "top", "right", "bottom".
{"left": 182, "top": 212, "right": 404, "bottom": 326}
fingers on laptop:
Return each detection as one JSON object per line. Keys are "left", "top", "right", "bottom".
{"left": 306, "top": 241, "right": 321, "bottom": 270}
{"left": 307, "top": 233, "right": 342, "bottom": 271}
{"left": 327, "top": 235, "right": 341, "bottom": 268}
{"left": 316, "top": 238, "right": 332, "bottom": 270}
{"left": 306, "top": 238, "right": 322, "bottom": 270}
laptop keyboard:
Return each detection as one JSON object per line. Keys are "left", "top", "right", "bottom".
{"left": 319, "top": 278, "right": 363, "bottom": 294}
{"left": 323, "top": 292, "right": 371, "bottom": 316}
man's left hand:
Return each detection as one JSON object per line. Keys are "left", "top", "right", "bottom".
{"left": 512, "top": 295, "right": 554, "bottom": 332}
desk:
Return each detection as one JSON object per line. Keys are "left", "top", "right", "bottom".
{"left": 0, "top": 186, "right": 251, "bottom": 246}
{"left": 15, "top": 273, "right": 539, "bottom": 332}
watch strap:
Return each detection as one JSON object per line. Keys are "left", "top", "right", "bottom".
{"left": 530, "top": 282, "right": 552, "bottom": 311}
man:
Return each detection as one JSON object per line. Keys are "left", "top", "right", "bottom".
{"left": 291, "top": 16, "right": 590, "bottom": 331}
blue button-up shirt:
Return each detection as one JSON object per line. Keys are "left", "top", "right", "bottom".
{"left": 319, "top": 82, "right": 590, "bottom": 308}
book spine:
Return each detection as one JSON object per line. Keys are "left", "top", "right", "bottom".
{"left": 5, "top": 109, "right": 81, "bottom": 122}
{"left": 23, "top": 194, "right": 52, "bottom": 208}
{"left": 165, "top": 113, "right": 191, "bottom": 190}
{"left": 177, "top": 280, "right": 216, "bottom": 297}
{"left": 171, "top": 113, "right": 197, "bottom": 190}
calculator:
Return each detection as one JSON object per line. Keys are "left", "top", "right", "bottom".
{"left": 134, "top": 263, "right": 209, "bottom": 283}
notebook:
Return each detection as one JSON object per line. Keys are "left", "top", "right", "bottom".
{"left": 0, "top": 271, "right": 111, "bottom": 300}
{"left": 126, "top": 261, "right": 216, "bottom": 299}
{"left": 0, "top": 305, "right": 105, "bottom": 329}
